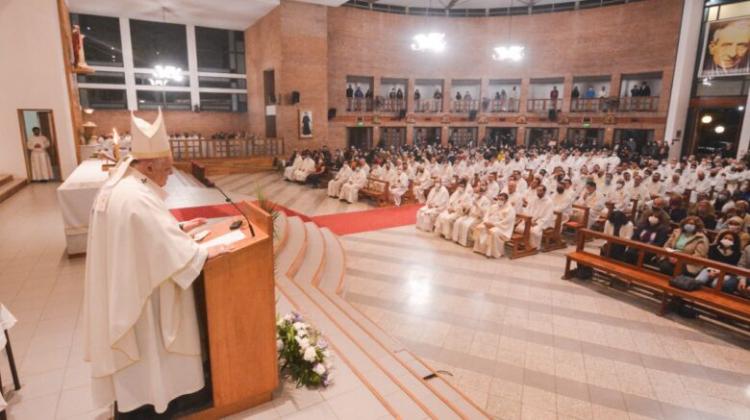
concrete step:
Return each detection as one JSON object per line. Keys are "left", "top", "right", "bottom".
{"left": 0, "top": 177, "right": 27, "bottom": 205}
{"left": 0, "top": 174, "right": 12, "bottom": 188}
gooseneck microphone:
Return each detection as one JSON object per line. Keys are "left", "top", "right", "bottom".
{"left": 210, "top": 181, "right": 256, "bottom": 238}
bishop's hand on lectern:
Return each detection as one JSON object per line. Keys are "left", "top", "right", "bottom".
{"left": 83, "top": 108, "right": 226, "bottom": 417}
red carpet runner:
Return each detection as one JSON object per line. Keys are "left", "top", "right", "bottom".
{"left": 170, "top": 202, "right": 419, "bottom": 236}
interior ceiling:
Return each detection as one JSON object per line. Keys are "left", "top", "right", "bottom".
{"left": 67, "top": 0, "right": 349, "bottom": 30}
{"left": 371, "top": 0, "right": 570, "bottom": 8}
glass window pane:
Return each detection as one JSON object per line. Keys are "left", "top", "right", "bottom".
{"left": 79, "top": 88, "right": 127, "bottom": 109}
{"left": 199, "top": 92, "right": 247, "bottom": 112}
{"left": 196, "top": 27, "right": 245, "bottom": 74}
{"left": 719, "top": 2, "right": 750, "bottom": 20}
{"left": 77, "top": 71, "right": 126, "bottom": 85}
{"left": 130, "top": 19, "right": 188, "bottom": 69}
{"left": 198, "top": 76, "right": 246, "bottom": 89}
{"left": 134, "top": 72, "right": 190, "bottom": 87}
{"left": 136, "top": 90, "right": 191, "bottom": 110}
{"left": 695, "top": 78, "right": 746, "bottom": 96}
{"left": 71, "top": 14, "right": 123, "bottom": 67}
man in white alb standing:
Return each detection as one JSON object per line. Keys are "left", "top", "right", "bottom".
{"left": 83, "top": 109, "right": 229, "bottom": 417}
{"left": 27, "top": 127, "right": 54, "bottom": 181}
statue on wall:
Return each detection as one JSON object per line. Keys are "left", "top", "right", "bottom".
{"left": 71, "top": 25, "right": 92, "bottom": 71}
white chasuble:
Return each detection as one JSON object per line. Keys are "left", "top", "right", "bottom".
{"left": 83, "top": 167, "right": 208, "bottom": 413}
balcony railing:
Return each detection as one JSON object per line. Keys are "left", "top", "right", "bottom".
{"left": 375, "top": 97, "right": 407, "bottom": 113}
{"left": 487, "top": 98, "right": 520, "bottom": 112}
{"left": 451, "top": 99, "right": 480, "bottom": 113}
{"left": 527, "top": 98, "right": 561, "bottom": 112}
{"left": 618, "top": 96, "right": 659, "bottom": 112}
{"left": 170, "top": 137, "right": 285, "bottom": 160}
{"left": 346, "top": 97, "right": 374, "bottom": 112}
{"left": 415, "top": 99, "right": 443, "bottom": 113}
{"left": 571, "top": 98, "right": 609, "bottom": 112}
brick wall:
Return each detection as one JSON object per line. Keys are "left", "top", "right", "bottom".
{"left": 245, "top": 0, "right": 683, "bottom": 151}
{"left": 84, "top": 109, "right": 249, "bottom": 137}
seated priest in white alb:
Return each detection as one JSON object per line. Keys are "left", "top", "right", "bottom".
{"left": 574, "top": 180, "right": 604, "bottom": 228}
{"left": 339, "top": 159, "right": 369, "bottom": 203}
{"left": 412, "top": 166, "right": 433, "bottom": 203}
{"left": 473, "top": 193, "right": 516, "bottom": 258}
{"left": 550, "top": 182, "right": 574, "bottom": 223}
{"left": 452, "top": 185, "right": 492, "bottom": 247}
{"left": 607, "top": 180, "right": 631, "bottom": 214}
{"left": 83, "top": 109, "right": 230, "bottom": 418}
{"left": 389, "top": 166, "right": 410, "bottom": 206}
{"left": 327, "top": 160, "right": 353, "bottom": 197}
{"left": 293, "top": 152, "right": 316, "bottom": 182}
{"left": 435, "top": 181, "right": 472, "bottom": 238}
{"left": 518, "top": 185, "right": 554, "bottom": 250}
{"left": 284, "top": 150, "right": 303, "bottom": 181}
{"left": 416, "top": 179, "right": 449, "bottom": 232}
{"left": 27, "top": 127, "right": 54, "bottom": 181}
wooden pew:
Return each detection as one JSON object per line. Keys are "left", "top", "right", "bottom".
{"left": 564, "top": 228, "right": 750, "bottom": 328}
{"left": 359, "top": 177, "right": 390, "bottom": 207}
{"left": 541, "top": 211, "right": 566, "bottom": 252}
{"left": 563, "top": 204, "right": 590, "bottom": 239}
{"left": 507, "top": 214, "right": 538, "bottom": 259}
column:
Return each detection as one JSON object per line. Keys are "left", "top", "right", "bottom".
{"left": 561, "top": 74, "right": 573, "bottom": 113}
{"left": 442, "top": 79, "right": 451, "bottom": 114}
{"left": 519, "top": 78, "right": 530, "bottom": 113}
{"left": 119, "top": 17, "right": 137, "bottom": 110}
{"left": 516, "top": 126, "right": 526, "bottom": 147}
{"left": 478, "top": 125, "right": 487, "bottom": 145}
{"left": 186, "top": 25, "right": 200, "bottom": 109}
{"left": 664, "top": 0, "right": 704, "bottom": 159}
{"left": 371, "top": 75, "right": 381, "bottom": 113}
{"left": 737, "top": 95, "right": 750, "bottom": 158}
{"left": 373, "top": 125, "right": 380, "bottom": 146}
{"left": 441, "top": 125, "right": 450, "bottom": 147}
{"left": 406, "top": 125, "right": 414, "bottom": 145}
{"left": 407, "top": 78, "right": 415, "bottom": 114}
{"left": 604, "top": 126, "right": 614, "bottom": 146}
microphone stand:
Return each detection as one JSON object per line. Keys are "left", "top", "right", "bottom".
{"left": 211, "top": 182, "right": 256, "bottom": 237}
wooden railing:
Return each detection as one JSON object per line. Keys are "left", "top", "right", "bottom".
{"left": 570, "top": 98, "right": 608, "bottom": 112}
{"left": 487, "top": 98, "right": 520, "bottom": 112}
{"left": 450, "top": 99, "right": 480, "bottom": 113}
{"left": 375, "top": 97, "right": 407, "bottom": 113}
{"left": 170, "top": 137, "right": 285, "bottom": 160}
{"left": 346, "top": 98, "right": 374, "bottom": 112}
{"left": 618, "top": 96, "right": 659, "bottom": 112}
{"left": 527, "top": 98, "right": 561, "bottom": 112}
{"left": 414, "top": 99, "right": 443, "bottom": 113}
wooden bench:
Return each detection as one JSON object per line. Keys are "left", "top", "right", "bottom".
{"left": 541, "top": 211, "right": 566, "bottom": 252}
{"left": 507, "top": 214, "right": 537, "bottom": 259}
{"left": 563, "top": 204, "right": 589, "bottom": 239}
{"left": 359, "top": 177, "right": 390, "bottom": 207}
{"left": 564, "top": 228, "right": 750, "bottom": 328}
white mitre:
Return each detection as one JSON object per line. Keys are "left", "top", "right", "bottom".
{"left": 130, "top": 108, "right": 171, "bottom": 159}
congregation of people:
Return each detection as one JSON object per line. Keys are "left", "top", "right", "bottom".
{"left": 283, "top": 143, "right": 750, "bottom": 298}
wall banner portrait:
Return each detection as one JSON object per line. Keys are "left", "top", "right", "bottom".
{"left": 699, "top": 16, "right": 750, "bottom": 78}
{"left": 299, "top": 110, "right": 313, "bottom": 138}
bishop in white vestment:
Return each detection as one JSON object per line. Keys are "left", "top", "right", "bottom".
{"left": 83, "top": 109, "right": 227, "bottom": 416}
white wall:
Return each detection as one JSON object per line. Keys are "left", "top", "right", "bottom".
{"left": 0, "top": 0, "right": 77, "bottom": 179}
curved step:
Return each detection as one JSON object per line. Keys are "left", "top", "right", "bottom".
{"left": 273, "top": 210, "right": 289, "bottom": 254}
{"left": 294, "top": 222, "right": 326, "bottom": 286}
{"left": 276, "top": 216, "right": 307, "bottom": 278}
{"left": 318, "top": 228, "right": 492, "bottom": 419}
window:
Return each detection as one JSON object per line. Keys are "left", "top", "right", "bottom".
{"left": 136, "top": 90, "right": 191, "bottom": 110}
{"left": 70, "top": 14, "right": 123, "bottom": 67}
{"left": 79, "top": 88, "right": 127, "bottom": 109}
{"left": 77, "top": 71, "right": 126, "bottom": 85}
{"left": 135, "top": 72, "right": 190, "bottom": 87}
{"left": 198, "top": 76, "right": 246, "bottom": 89}
{"left": 130, "top": 19, "right": 188, "bottom": 69}
{"left": 196, "top": 27, "right": 245, "bottom": 74}
{"left": 199, "top": 92, "right": 247, "bottom": 112}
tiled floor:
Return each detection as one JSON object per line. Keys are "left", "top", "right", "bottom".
{"left": 210, "top": 172, "right": 374, "bottom": 216}
{"left": 339, "top": 226, "right": 750, "bottom": 420}
{"left": 2, "top": 176, "right": 750, "bottom": 419}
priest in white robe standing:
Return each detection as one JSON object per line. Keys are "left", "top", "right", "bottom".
{"left": 83, "top": 109, "right": 229, "bottom": 417}
{"left": 27, "top": 127, "right": 54, "bottom": 181}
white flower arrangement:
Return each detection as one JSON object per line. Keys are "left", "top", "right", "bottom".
{"left": 276, "top": 311, "right": 332, "bottom": 388}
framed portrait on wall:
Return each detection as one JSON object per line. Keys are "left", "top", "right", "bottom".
{"left": 699, "top": 16, "right": 750, "bottom": 78}
{"left": 299, "top": 110, "right": 313, "bottom": 138}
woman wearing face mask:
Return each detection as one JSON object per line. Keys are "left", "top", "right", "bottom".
{"left": 623, "top": 211, "right": 671, "bottom": 265}
{"left": 723, "top": 216, "right": 749, "bottom": 248}
{"left": 658, "top": 216, "right": 709, "bottom": 276}
{"left": 694, "top": 231, "right": 742, "bottom": 293}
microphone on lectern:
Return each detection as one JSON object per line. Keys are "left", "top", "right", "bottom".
{"left": 210, "top": 181, "right": 256, "bottom": 237}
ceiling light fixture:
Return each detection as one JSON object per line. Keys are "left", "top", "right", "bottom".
{"left": 410, "top": 0, "right": 446, "bottom": 53}
{"left": 701, "top": 115, "right": 713, "bottom": 124}
{"left": 149, "top": 65, "right": 184, "bottom": 86}
{"left": 715, "top": 125, "right": 725, "bottom": 134}
{"left": 739, "top": 105, "right": 745, "bottom": 111}
{"left": 493, "top": 0, "right": 525, "bottom": 62}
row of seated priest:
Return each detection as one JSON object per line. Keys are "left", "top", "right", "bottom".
{"left": 282, "top": 143, "right": 750, "bottom": 298}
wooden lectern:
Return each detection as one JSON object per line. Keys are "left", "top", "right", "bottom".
{"left": 188, "top": 201, "right": 278, "bottom": 419}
